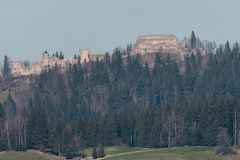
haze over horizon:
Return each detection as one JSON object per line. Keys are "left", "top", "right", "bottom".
{"left": 0, "top": 0, "right": 240, "bottom": 62}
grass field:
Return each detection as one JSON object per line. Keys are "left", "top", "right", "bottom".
{"left": 106, "top": 147, "right": 240, "bottom": 160}
{"left": 84, "top": 146, "right": 148, "bottom": 156}
{"left": 0, "top": 150, "right": 64, "bottom": 160}
{"left": 0, "top": 147, "right": 239, "bottom": 160}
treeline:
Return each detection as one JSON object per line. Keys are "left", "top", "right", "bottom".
{"left": 0, "top": 41, "right": 240, "bottom": 157}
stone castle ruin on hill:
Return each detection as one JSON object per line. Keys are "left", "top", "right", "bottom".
{"left": 10, "top": 34, "right": 207, "bottom": 77}
{"left": 10, "top": 49, "right": 105, "bottom": 77}
{"left": 131, "top": 34, "right": 180, "bottom": 55}
{"left": 131, "top": 34, "right": 207, "bottom": 57}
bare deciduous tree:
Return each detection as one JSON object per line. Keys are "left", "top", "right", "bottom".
{"left": 216, "top": 127, "right": 235, "bottom": 155}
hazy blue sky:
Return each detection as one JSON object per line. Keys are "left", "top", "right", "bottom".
{"left": 0, "top": 0, "right": 239, "bottom": 61}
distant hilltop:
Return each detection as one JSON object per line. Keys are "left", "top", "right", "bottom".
{"left": 10, "top": 33, "right": 208, "bottom": 77}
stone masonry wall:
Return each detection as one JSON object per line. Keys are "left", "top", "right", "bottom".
{"left": 10, "top": 49, "right": 104, "bottom": 77}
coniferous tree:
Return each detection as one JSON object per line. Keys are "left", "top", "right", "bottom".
{"left": 2, "top": 55, "right": 10, "bottom": 78}
{"left": 190, "top": 31, "right": 196, "bottom": 49}
{"left": 224, "top": 41, "right": 231, "bottom": 55}
{"left": 0, "top": 102, "right": 5, "bottom": 150}
{"left": 59, "top": 52, "right": 64, "bottom": 60}
{"left": 27, "top": 107, "right": 48, "bottom": 149}
{"left": 92, "top": 146, "right": 98, "bottom": 159}
{"left": 126, "top": 44, "right": 132, "bottom": 55}
{"left": 4, "top": 94, "right": 17, "bottom": 117}
{"left": 149, "top": 116, "right": 161, "bottom": 147}
{"left": 98, "top": 143, "right": 105, "bottom": 158}
{"left": 0, "top": 103, "right": 5, "bottom": 120}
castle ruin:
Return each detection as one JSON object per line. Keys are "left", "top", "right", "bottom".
{"left": 10, "top": 49, "right": 104, "bottom": 77}
{"left": 130, "top": 34, "right": 206, "bottom": 57}
{"left": 10, "top": 34, "right": 207, "bottom": 77}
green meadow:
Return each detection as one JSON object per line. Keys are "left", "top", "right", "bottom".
{"left": 1, "top": 147, "right": 239, "bottom": 160}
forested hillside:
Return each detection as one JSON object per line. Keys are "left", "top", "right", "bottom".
{"left": 0, "top": 41, "right": 240, "bottom": 158}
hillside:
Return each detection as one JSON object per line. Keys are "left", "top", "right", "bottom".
{"left": 0, "top": 150, "right": 64, "bottom": 160}
{"left": 0, "top": 41, "right": 240, "bottom": 159}
{"left": 0, "top": 77, "right": 31, "bottom": 104}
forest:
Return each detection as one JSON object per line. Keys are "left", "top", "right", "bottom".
{"left": 0, "top": 38, "right": 240, "bottom": 158}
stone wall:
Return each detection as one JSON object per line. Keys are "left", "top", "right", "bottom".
{"left": 90, "top": 54, "right": 105, "bottom": 61}
{"left": 10, "top": 49, "right": 104, "bottom": 77}
{"left": 131, "top": 34, "right": 181, "bottom": 55}
{"left": 10, "top": 61, "right": 31, "bottom": 76}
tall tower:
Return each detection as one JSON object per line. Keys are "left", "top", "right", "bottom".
{"left": 80, "top": 49, "right": 91, "bottom": 63}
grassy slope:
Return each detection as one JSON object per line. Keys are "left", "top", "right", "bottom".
{"left": 106, "top": 147, "right": 240, "bottom": 160}
{"left": 0, "top": 150, "right": 64, "bottom": 160}
{"left": 1, "top": 147, "right": 240, "bottom": 160}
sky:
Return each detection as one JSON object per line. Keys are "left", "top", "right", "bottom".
{"left": 0, "top": 0, "right": 240, "bottom": 62}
